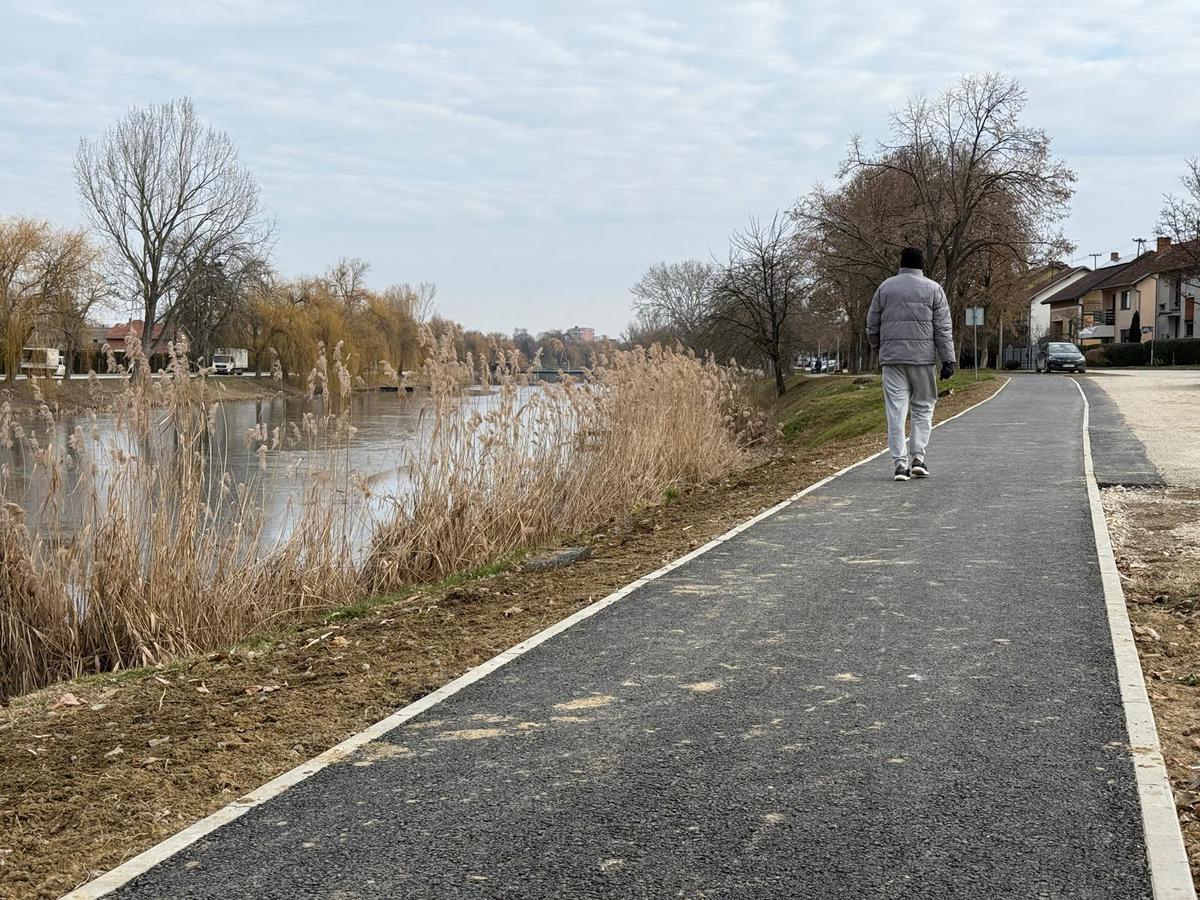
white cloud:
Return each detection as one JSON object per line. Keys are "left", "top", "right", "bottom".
{"left": 1, "top": 0, "right": 1199, "bottom": 333}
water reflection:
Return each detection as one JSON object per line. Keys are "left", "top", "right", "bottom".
{"left": 1, "top": 388, "right": 517, "bottom": 556}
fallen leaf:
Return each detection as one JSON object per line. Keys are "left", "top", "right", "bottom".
{"left": 503, "top": 606, "right": 524, "bottom": 617}
{"left": 104, "top": 746, "right": 124, "bottom": 758}
{"left": 331, "top": 635, "right": 350, "bottom": 648}
{"left": 196, "top": 683, "right": 210, "bottom": 695}
{"left": 136, "top": 756, "right": 164, "bottom": 767}
{"left": 50, "top": 692, "right": 83, "bottom": 711}
{"left": 148, "top": 737, "right": 170, "bottom": 748}
{"left": 243, "top": 684, "right": 281, "bottom": 696}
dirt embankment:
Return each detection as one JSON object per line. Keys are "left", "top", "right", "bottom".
{"left": 0, "top": 378, "right": 1003, "bottom": 899}
{"left": 1105, "top": 486, "right": 1200, "bottom": 885}
{"left": 0, "top": 375, "right": 303, "bottom": 414}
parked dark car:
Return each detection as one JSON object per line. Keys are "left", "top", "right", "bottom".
{"left": 1036, "top": 341, "right": 1087, "bottom": 374}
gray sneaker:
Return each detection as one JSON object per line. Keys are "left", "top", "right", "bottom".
{"left": 911, "top": 458, "right": 929, "bottom": 478}
{"left": 894, "top": 463, "right": 911, "bottom": 482}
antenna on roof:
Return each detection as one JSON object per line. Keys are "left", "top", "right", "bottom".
{"left": 1088, "top": 253, "right": 1101, "bottom": 269}
{"left": 1133, "top": 237, "right": 1147, "bottom": 255}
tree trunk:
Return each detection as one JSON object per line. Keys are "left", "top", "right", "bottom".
{"left": 772, "top": 354, "right": 787, "bottom": 396}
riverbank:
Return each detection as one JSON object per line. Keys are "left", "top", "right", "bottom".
{"left": 0, "top": 373, "right": 1001, "bottom": 898}
{"left": 0, "top": 374, "right": 305, "bottom": 413}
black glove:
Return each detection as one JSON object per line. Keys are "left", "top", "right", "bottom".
{"left": 939, "top": 361, "right": 955, "bottom": 381}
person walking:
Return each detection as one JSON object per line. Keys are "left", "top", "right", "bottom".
{"left": 866, "top": 247, "right": 955, "bottom": 482}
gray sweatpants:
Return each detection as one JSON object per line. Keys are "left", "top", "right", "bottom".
{"left": 882, "top": 364, "right": 937, "bottom": 466}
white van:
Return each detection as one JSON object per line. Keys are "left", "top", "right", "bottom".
{"left": 212, "top": 348, "right": 248, "bottom": 375}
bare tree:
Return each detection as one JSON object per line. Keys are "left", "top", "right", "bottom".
{"left": 710, "top": 214, "right": 808, "bottom": 396}
{"left": 326, "top": 257, "right": 371, "bottom": 311}
{"left": 629, "top": 260, "right": 717, "bottom": 346}
{"left": 1159, "top": 157, "right": 1200, "bottom": 273}
{"left": 842, "top": 73, "right": 1074, "bottom": 315}
{"left": 793, "top": 166, "right": 916, "bottom": 371}
{"left": 74, "top": 98, "right": 271, "bottom": 361}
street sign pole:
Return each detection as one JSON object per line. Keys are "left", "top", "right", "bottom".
{"left": 965, "top": 307, "right": 984, "bottom": 382}
{"left": 973, "top": 321, "right": 979, "bottom": 381}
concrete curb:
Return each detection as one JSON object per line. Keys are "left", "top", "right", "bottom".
{"left": 62, "top": 378, "right": 1010, "bottom": 899}
{"left": 1072, "top": 379, "right": 1196, "bottom": 899}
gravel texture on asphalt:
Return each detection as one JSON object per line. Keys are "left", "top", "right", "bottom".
{"left": 1078, "top": 376, "right": 1163, "bottom": 487}
{"left": 112, "top": 376, "right": 1152, "bottom": 899}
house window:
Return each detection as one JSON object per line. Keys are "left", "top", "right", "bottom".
{"left": 1120, "top": 290, "right": 1131, "bottom": 310}
{"left": 1120, "top": 328, "right": 1129, "bottom": 342}
{"left": 1189, "top": 322, "right": 1195, "bottom": 337}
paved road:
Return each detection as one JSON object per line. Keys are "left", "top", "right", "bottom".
{"left": 1078, "top": 376, "right": 1163, "bottom": 487}
{"left": 112, "top": 376, "right": 1153, "bottom": 899}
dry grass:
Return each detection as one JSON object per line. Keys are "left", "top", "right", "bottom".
{"left": 1, "top": 334, "right": 760, "bottom": 700}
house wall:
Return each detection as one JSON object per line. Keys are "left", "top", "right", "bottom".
{"left": 1115, "top": 276, "right": 1158, "bottom": 342}
{"left": 1156, "top": 275, "right": 1200, "bottom": 338}
{"left": 1078, "top": 287, "right": 1106, "bottom": 346}
{"left": 1047, "top": 300, "right": 1080, "bottom": 340}
{"left": 1029, "top": 269, "right": 1089, "bottom": 339}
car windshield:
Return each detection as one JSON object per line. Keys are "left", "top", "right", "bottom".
{"left": 1048, "top": 343, "right": 1079, "bottom": 354}
{"left": 213, "top": 355, "right": 231, "bottom": 363}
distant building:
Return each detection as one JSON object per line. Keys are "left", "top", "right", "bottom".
{"left": 1023, "top": 261, "right": 1090, "bottom": 342}
{"left": 565, "top": 326, "right": 595, "bottom": 343}
{"left": 104, "top": 320, "right": 189, "bottom": 365}
{"left": 1040, "top": 238, "right": 1200, "bottom": 345}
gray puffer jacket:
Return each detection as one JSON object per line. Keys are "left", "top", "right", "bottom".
{"left": 866, "top": 268, "right": 955, "bottom": 366}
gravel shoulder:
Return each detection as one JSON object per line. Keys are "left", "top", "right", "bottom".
{"left": 1088, "top": 368, "right": 1200, "bottom": 887}
{"left": 1089, "top": 369, "right": 1200, "bottom": 487}
{"left": 1105, "top": 487, "right": 1200, "bottom": 886}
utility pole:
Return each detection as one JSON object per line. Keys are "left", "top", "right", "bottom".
{"left": 1089, "top": 252, "right": 1101, "bottom": 270}
{"left": 1133, "top": 237, "right": 1147, "bottom": 256}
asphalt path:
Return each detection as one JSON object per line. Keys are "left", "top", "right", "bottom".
{"left": 110, "top": 375, "right": 1153, "bottom": 899}
{"left": 1078, "top": 376, "right": 1163, "bottom": 487}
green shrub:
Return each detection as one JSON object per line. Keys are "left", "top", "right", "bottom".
{"left": 1091, "top": 338, "right": 1200, "bottom": 367}
{"left": 1151, "top": 338, "right": 1200, "bottom": 366}
{"left": 1102, "top": 341, "right": 1149, "bottom": 366}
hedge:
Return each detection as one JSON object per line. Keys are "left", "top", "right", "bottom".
{"left": 1086, "top": 338, "right": 1200, "bottom": 367}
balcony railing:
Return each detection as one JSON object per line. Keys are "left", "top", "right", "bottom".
{"left": 1083, "top": 309, "right": 1116, "bottom": 326}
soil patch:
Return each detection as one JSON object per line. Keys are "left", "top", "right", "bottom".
{"left": 0, "top": 378, "right": 1002, "bottom": 898}
{"left": 1104, "top": 485, "right": 1200, "bottom": 887}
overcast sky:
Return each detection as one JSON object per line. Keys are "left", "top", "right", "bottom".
{"left": 3, "top": 1, "right": 1199, "bottom": 335}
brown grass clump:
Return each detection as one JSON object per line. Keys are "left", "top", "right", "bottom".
{"left": 363, "top": 338, "right": 761, "bottom": 589}
{"left": 0, "top": 334, "right": 759, "bottom": 700}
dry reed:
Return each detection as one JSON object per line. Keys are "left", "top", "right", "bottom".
{"left": 0, "top": 333, "right": 761, "bottom": 699}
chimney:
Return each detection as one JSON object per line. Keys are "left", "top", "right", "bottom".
{"left": 1110, "top": 252, "right": 1120, "bottom": 262}
{"left": 1157, "top": 236, "right": 1173, "bottom": 254}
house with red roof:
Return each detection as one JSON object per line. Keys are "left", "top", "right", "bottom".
{"left": 1040, "top": 238, "right": 1200, "bottom": 345}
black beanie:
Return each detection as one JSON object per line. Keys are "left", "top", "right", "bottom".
{"left": 900, "top": 247, "right": 925, "bottom": 270}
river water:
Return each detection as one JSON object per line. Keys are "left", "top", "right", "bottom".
{"left": 1, "top": 387, "right": 515, "bottom": 555}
